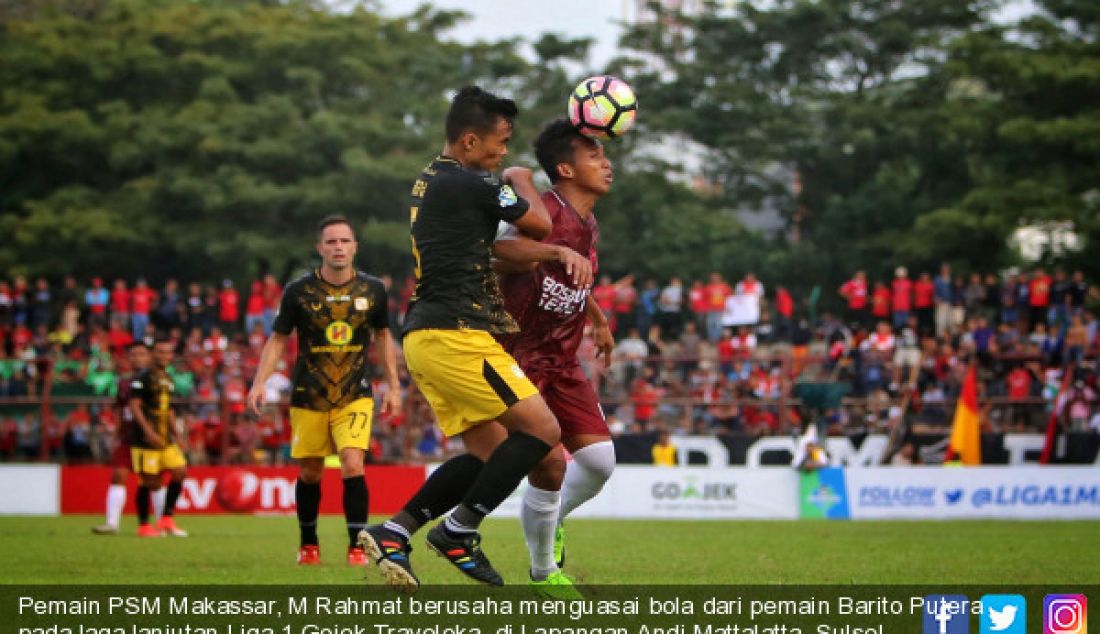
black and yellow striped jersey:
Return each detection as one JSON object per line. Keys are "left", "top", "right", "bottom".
{"left": 402, "top": 156, "right": 530, "bottom": 336}
{"left": 273, "top": 269, "right": 389, "bottom": 411}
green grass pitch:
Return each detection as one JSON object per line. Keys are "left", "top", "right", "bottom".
{"left": 3, "top": 515, "right": 1098, "bottom": 585}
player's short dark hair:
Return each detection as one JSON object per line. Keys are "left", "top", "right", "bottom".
{"left": 534, "top": 118, "right": 597, "bottom": 183}
{"left": 445, "top": 85, "right": 519, "bottom": 143}
{"left": 317, "top": 214, "right": 354, "bottom": 240}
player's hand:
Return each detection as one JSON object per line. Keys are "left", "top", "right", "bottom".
{"left": 555, "top": 246, "right": 593, "bottom": 289}
{"left": 247, "top": 385, "right": 265, "bottom": 416}
{"left": 381, "top": 387, "right": 402, "bottom": 417}
{"left": 501, "top": 166, "right": 533, "bottom": 185}
{"left": 593, "top": 322, "right": 614, "bottom": 367}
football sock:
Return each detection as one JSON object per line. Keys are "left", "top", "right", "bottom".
{"left": 343, "top": 476, "right": 368, "bottom": 547}
{"left": 151, "top": 486, "right": 167, "bottom": 522}
{"left": 105, "top": 484, "right": 126, "bottom": 529}
{"left": 393, "top": 453, "right": 484, "bottom": 534}
{"left": 163, "top": 479, "right": 182, "bottom": 517}
{"left": 382, "top": 520, "right": 412, "bottom": 543}
{"left": 559, "top": 441, "right": 616, "bottom": 520}
{"left": 522, "top": 485, "right": 561, "bottom": 581}
{"left": 449, "top": 432, "right": 552, "bottom": 532}
{"left": 135, "top": 485, "right": 151, "bottom": 525}
{"left": 296, "top": 479, "right": 321, "bottom": 547}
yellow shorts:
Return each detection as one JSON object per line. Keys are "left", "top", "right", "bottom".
{"left": 131, "top": 444, "right": 188, "bottom": 475}
{"left": 289, "top": 397, "right": 374, "bottom": 458}
{"left": 403, "top": 329, "right": 539, "bottom": 438}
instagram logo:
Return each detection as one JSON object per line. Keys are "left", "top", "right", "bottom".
{"left": 1045, "top": 595, "right": 1087, "bottom": 634}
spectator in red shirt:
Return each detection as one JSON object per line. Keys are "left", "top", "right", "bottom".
{"left": 891, "top": 266, "right": 912, "bottom": 330}
{"left": 105, "top": 320, "right": 133, "bottom": 357}
{"left": 613, "top": 275, "right": 638, "bottom": 336}
{"left": 261, "top": 274, "right": 281, "bottom": 335}
{"left": 245, "top": 280, "right": 265, "bottom": 335}
{"left": 775, "top": 286, "right": 794, "bottom": 340}
{"left": 218, "top": 279, "right": 240, "bottom": 333}
{"left": 839, "top": 270, "right": 868, "bottom": 326}
{"left": 630, "top": 377, "right": 660, "bottom": 428}
{"left": 871, "top": 281, "right": 891, "bottom": 322}
{"left": 1028, "top": 267, "right": 1052, "bottom": 328}
{"left": 109, "top": 279, "right": 130, "bottom": 330}
{"left": 703, "top": 272, "right": 732, "bottom": 342}
{"left": 129, "top": 278, "right": 156, "bottom": 341}
{"left": 1005, "top": 363, "right": 1036, "bottom": 429}
{"left": 913, "top": 272, "right": 935, "bottom": 336}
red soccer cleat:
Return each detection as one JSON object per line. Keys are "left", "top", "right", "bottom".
{"left": 137, "top": 524, "right": 163, "bottom": 538}
{"left": 347, "top": 546, "right": 369, "bottom": 566}
{"left": 157, "top": 516, "right": 188, "bottom": 537}
{"left": 297, "top": 545, "right": 321, "bottom": 566}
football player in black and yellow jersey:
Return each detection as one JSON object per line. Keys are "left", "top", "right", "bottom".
{"left": 248, "top": 215, "right": 400, "bottom": 567}
{"left": 360, "top": 85, "right": 562, "bottom": 590}
{"left": 129, "top": 337, "right": 189, "bottom": 537}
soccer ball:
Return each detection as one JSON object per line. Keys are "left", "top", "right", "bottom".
{"left": 567, "top": 75, "right": 638, "bottom": 140}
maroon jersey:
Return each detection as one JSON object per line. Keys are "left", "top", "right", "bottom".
{"left": 496, "top": 190, "right": 598, "bottom": 374}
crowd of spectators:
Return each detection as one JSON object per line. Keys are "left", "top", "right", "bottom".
{"left": 1, "top": 264, "right": 1098, "bottom": 466}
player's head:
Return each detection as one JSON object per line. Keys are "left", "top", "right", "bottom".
{"left": 152, "top": 336, "right": 174, "bottom": 369}
{"left": 316, "top": 214, "right": 357, "bottom": 273}
{"left": 445, "top": 85, "right": 518, "bottom": 172}
{"left": 535, "top": 119, "right": 613, "bottom": 196}
{"left": 128, "top": 342, "right": 151, "bottom": 372}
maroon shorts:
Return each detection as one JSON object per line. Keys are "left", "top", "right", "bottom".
{"left": 525, "top": 363, "right": 608, "bottom": 438}
{"left": 110, "top": 441, "right": 132, "bottom": 470}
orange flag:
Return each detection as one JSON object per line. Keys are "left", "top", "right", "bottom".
{"left": 946, "top": 365, "right": 982, "bottom": 465}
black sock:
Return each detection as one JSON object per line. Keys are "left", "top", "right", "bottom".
{"left": 454, "top": 432, "right": 552, "bottom": 531}
{"left": 136, "top": 485, "right": 150, "bottom": 525}
{"left": 393, "top": 453, "right": 484, "bottom": 535}
{"left": 163, "top": 479, "right": 182, "bottom": 517}
{"left": 343, "top": 475, "right": 368, "bottom": 547}
{"left": 296, "top": 479, "right": 321, "bottom": 547}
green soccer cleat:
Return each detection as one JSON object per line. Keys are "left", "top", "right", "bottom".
{"left": 553, "top": 523, "right": 566, "bottom": 569}
{"left": 530, "top": 570, "right": 583, "bottom": 600}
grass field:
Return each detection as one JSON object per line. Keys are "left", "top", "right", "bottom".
{"left": 4, "top": 515, "right": 1099, "bottom": 585}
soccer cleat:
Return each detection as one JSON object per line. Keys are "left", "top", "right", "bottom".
{"left": 530, "top": 570, "right": 583, "bottom": 600}
{"left": 347, "top": 546, "right": 369, "bottom": 566}
{"left": 297, "top": 545, "right": 321, "bottom": 565}
{"left": 358, "top": 526, "right": 419, "bottom": 592}
{"left": 92, "top": 524, "right": 119, "bottom": 535}
{"left": 554, "top": 523, "right": 566, "bottom": 569}
{"left": 425, "top": 523, "right": 503, "bottom": 586}
{"left": 157, "top": 516, "right": 188, "bottom": 537}
{"left": 136, "top": 524, "right": 162, "bottom": 538}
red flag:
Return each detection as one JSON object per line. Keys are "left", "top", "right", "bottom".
{"left": 945, "top": 365, "right": 981, "bottom": 465}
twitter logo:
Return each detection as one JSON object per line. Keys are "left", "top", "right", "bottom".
{"left": 981, "top": 595, "right": 1026, "bottom": 634}
{"left": 945, "top": 489, "right": 964, "bottom": 504}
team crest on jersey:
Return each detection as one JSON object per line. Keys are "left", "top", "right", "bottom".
{"left": 325, "top": 321, "right": 353, "bottom": 345}
{"left": 498, "top": 185, "right": 518, "bottom": 208}
{"left": 354, "top": 297, "right": 370, "bottom": 311}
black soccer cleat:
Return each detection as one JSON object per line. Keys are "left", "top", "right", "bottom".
{"left": 426, "top": 523, "right": 504, "bottom": 586}
{"left": 358, "top": 525, "right": 419, "bottom": 593}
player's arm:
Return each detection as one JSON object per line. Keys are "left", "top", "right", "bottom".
{"left": 491, "top": 232, "right": 593, "bottom": 288}
{"left": 501, "top": 167, "right": 551, "bottom": 240}
{"left": 248, "top": 332, "right": 288, "bottom": 416}
{"left": 129, "top": 396, "right": 164, "bottom": 449}
{"left": 374, "top": 328, "right": 402, "bottom": 416}
{"left": 586, "top": 295, "right": 613, "bottom": 365}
